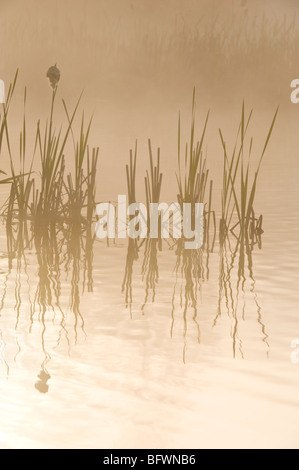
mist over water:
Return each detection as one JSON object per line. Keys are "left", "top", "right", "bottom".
{"left": 0, "top": 0, "right": 298, "bottom": 450}
{"left": 1, "top": 0, "right": 298, "bottom": 200}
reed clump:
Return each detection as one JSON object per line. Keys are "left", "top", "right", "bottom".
{"left": 219, "top": 102, "right": 278, "bottom": 243}
{"left": 145, "top": 139, "right": 162, "bottom": 208}
{"left": 1, "top": 69, "right": 99, "bottom": 240}
{"left": 176, "top": 88, "right": 215, "bottom": 251}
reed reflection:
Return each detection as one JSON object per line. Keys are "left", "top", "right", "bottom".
{"left": 122, "top": 238, "right": 139, "bottom": 315}
{"left": 171, "top": 221, "right": 216, "bottom": 362}
{"left": 2, "top": 215, "right": 96, "bottom": 392}
{"left": 215, "top": 103, "right": 276, "bottom": 357}
{"left": 122, "top": 140, "right": 163, "bottom": 314}
{"left": 122, "top": 142, "right": 139, "bottom": 314}
{"left": 216, "top": 226, "right": 269, "bottom": 358}
{"left": 141, "top": 238, "right": 160, "bottom": 313}
{"left": 0, "top": 70, "right": 99, "bottom": 391}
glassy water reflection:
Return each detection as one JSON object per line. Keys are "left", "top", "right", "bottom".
{"left": 0, "top": 216, "right": 95, "bottom": 392}
{"left": 0, "top": 197, "right": 298, "bottom": 448}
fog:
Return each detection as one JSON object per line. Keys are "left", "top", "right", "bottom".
{"left": 0, "top": 0, "right": 298, "bottom": 201}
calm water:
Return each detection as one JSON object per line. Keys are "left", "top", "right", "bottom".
{"left": 1, "top": 0, "right": 299, "bottom": 451}
{"left": 0, "top": 182, "right": 298, "bottom": 449}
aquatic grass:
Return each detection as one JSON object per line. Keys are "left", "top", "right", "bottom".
{"left": 1, "top": 83, "right": 37, "bottom": 258}
{"left": 176, "top": 88, "right": 210, "bottom": 206}
{"left": 63, "top": 112, "right": 99, "bottom": 225}
{"left": 140, "top": 140, "right": 162, "bottom": 311}
{"left": 144, "top": 138, "right": 163, "bottom": 241}
{"left": 144, "top": 139, "right": 162, "bottom": 209}
{"left": 0, "top": 70, "right": 18, "bottom": 157}
{"left": 86, "top": 147, "right": 99, "bottom": 224}
{"left": 172, "top": 98, "right": 215, "bottom": 343}
{"left": 0, "top": 67, "right": 277, "bottom": 359}
{"left": 204, "top": 179, "right": 216, "bottom": 253}
{"left": 0, "top": 68, "right": 99, "bottom": 338}
{"left": 33, "top": 87, "right": 82, "bottom": 223}
{"left": 122, "top": 142, "right": 139, "bottom": 312}
{"left": 3, "top": 88, "right": 35, "bottom": 223}
{"left": 2, "top": 66, "right": 99, "bottom": 245}
{"left": 0, "top": 70, "right": 30, "bottom": 191}
{"left": 219, "top": 102, "right": 278, "bottom": 241}
{"left": 126, "top": 141, "right": 138, "bottom": 205}
{"left": 176, "top": 89, "right": 215, "bottom": 251}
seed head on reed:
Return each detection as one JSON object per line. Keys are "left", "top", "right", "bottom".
{"left": 46, "top": 64, "right": 60, "bottom": 89}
